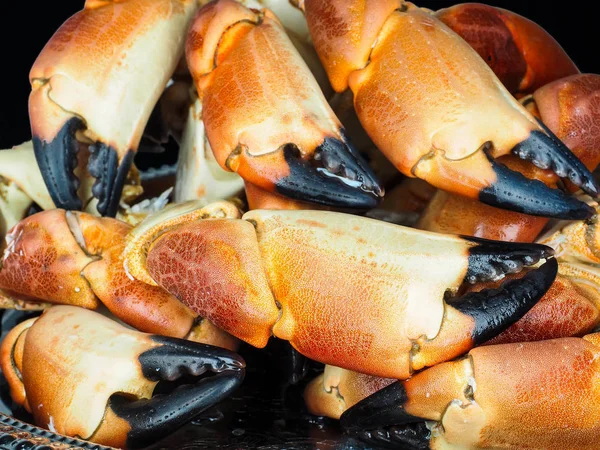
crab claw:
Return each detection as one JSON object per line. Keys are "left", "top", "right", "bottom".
{"left": 418, "top": 74, "right": 600, "bottom": 242}
{"left": 147, "top": 208, "right": 556, "bottom": 379}
{"left": 96, "top": 335, "right": 244, "bottom": 448}
{"left": 342, "top": 333, "right": 600, "bottom": 450}
{"left": 186, "top": 0, "right": 383, "bottom": 209}
{"left": 301, "top": 1, "right": 596, "bottom": 218}
{"left": 0, "top": 306, "right": 245, "bottom": 449}
{"left": 0, "top": 209, "right": 235, "bottom": 343}
{"left": 29, "top": 0, "right": 199, "bottom": 216}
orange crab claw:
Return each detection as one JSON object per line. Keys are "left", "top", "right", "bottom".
{"left": 302, "top": 1, "right": 597, "bottom": 219}
{"left": 0, "top": 210, "right": 228, "bottom": 343}
{"left": 146, "top": 208, "right": 556, "bottom": 378}
{"left": 186, "top": 0, "right": 383, "bottom": 210}
{"left": 419, "top": 74, "right": 600, "bottom": 241}
{"left": 29, "top": 0, "right": 198, "bottom": 216}
{"left": 436, "top": 3, "right": 579, "bottom": 96}
{"left": 342, "top": 333, "right": 600, "bottom": 450}
{"left": 0, "top": 306, "right": 245, "bottom": 448}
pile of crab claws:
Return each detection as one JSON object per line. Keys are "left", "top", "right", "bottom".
{"left": 104, "top": 335, "right": 245, "bottom": 449}
{"left": 276, "top": 132, "right": 384, "bottom": 210}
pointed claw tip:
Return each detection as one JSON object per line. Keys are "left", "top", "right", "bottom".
{"left": 142, "top": 335, "right": 245, "bottom": 382}
{"left": 481, "top": 160, "right": 597, "bottom": 219}
{"left": 513, "top": 126, "right": 598, "bottom": 198}
{"left": 316, "top": 133, "right": 384, "bottom": 197}
{"left": 464, "top": 238, "right": 555, "bottom": 284}
{"left": 110, "top": 370, "right": 244, "bottom": 449}
{"left": 456, "top": 258, "right": 558, "bottom": 345}
{"left": 340, "top": 382, "right": 421, "bottom": 434}
{"left": 276, "top": 143, "right": 383, "bottom": 210}
{"left": 88, "top": 145, "right": 134, "bottom": 217}
{"left": 32, "top": 117, "right": 84, "bottom": 211}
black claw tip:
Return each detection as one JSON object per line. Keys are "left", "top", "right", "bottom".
{"left": 480, "top": 159, "right": 595, "bottom": 219}
{"left": 33, "top": 117, "right": 84, "bottom": 211}
{"left": 512, "top": 124, "right": 600, "bottom": 197}
{"left": 453, "top": 258, "right": 558, "bottom": 345}
{"left": 276, "top": 131, "right": 384, "bottom": 209}
{"left": 88, "top": 145, "right": 134, "bottom": 217}
{"left": 352, "top": 424, "right": 431, "bottom": 450}
{"left": 111, "top": 337, "right": 245, "bottom": 448}
{"left": 341, "top": 382, "right": 422, "bottom": 434}
{"left": 141, "top": 335, "right": 245, "bottom": 381}
{"left": 464, "top": 236, "right": 554, "bottom": 284}
{"left": 110, "top": 371, "right": 244, "bottom": 449}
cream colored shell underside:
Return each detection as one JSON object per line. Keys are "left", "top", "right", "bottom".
{"left": 23, "top": 306, "right": 158, "bottom": 439}
{"left": 31, "top": 0, "right": 197, "bottom": 152}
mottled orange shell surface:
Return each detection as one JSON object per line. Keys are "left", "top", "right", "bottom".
{"left": 147, "top": 218, "right": 279, "bottom": 348}
{"left": 437, "top": 3, "right": 579, "bottom": 95}
{"left": 0, "top": 210, "right": 97, "bottom": 308}
{"left": 245, "top": 210, "right": 473, "bottom": 378}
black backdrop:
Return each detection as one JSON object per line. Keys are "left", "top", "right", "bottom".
{"left": 1, "top": 1, "right": 595, "bottom": 150}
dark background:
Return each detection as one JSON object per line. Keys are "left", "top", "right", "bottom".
{"left": 1, "top": 1, "right": 596, "bottom": 150}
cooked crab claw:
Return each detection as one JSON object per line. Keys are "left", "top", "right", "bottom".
{"left": 146, "top": 208, "right": 556, "bottom": 378}
{"left": 29, "top": 0, "right": 199, "bottom": 216}
{"left": 301, "top": 0, "right": 596, "bottom": 218}
{"left": 186, "top": 0, "right": 383, "bottom": 209}
{"left": 418, "top": 74, "right": 600, "bottom": 241}
{"left": 0, "top": 208, "right": 237, "bottom": 347}
{"left": 98, "top": 335, "right": 244, "bottom": 448}
{"left": 341, "top": 333, "right": 600, "bottom": 450}
{"left": 0, "top": 306, "right": 245, "bottom": 449}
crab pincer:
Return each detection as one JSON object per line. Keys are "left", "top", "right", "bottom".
{"left": 29, "top": 0, "right": 198, "bottom": 217}
{"left": 341, "top": 333, "right": 600, "bottom": 450}
{"left": 140, "top": 206, "right": 558, "bottom": 379}
{"left": 0, "top": 306, "right": 245, "bottom": 448}
{"left": 300, "top": 0, "right": 598, "bottom": 219}
{"left": 186, "top": 0, "right": 383, "bottom": 210}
